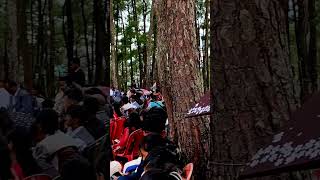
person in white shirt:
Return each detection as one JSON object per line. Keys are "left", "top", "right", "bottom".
{"left": 31, "top": 109, "right": 81, "bottom": 174}
{"left": 65, "top": 105, "right": 95, "bottom": 149}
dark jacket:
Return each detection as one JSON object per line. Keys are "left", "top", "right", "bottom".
{"left": 69, "top": 69, "right": 86, "bottom": 86}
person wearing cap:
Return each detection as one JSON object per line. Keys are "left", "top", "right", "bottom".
{"left": 69, "top": 58, "right": 85, "bottom": 86}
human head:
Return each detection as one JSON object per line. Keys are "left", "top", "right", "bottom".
{"left": 63, "top": 88, "right": 83, "bottom": 111}
{"left": 65, "top": 105, "right": 88, "bottom": 129}
{"left": 60, "top": 157, "right": 97, "bottom": 180}
{"left": 143, "top": 146, "right": 182, "bottom": 176}
{"left": 6, "top": 80, "right": 18, "bottom": 95}
{"left": 126, "top": 111, "right": 141, "bottom": 131}
{"left": 58, "top": 76, "right": 67, "bottom": 92}
{"left": 142, "top": 107, "right": 167, "bottom": 136}
{"left": 83, "top": 97, "right": 100, "bottom": 115}
{"left": 33, "top": 109, "right": 59, "bottom": 142}
{"left": 139, "top": 134, "right": 167, "bottom": 160}
{"left": 70, "top": 58, "right": 81, "bottom": 72}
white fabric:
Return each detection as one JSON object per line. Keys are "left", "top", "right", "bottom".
{"left": 110, "top": 161, "right": 122, "bottom": 177}
{"left": 37, "top": 130, "right": 79, "bottom": 155}
{"left": 0, "top": 88, "right": 10, "bottom": 109}
{"left": 123, "top": 157, "right": 142, "bottom": 174}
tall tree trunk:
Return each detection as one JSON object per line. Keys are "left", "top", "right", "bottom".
{"left": 146, "top": 0, "right": 155, "bottom": 88}
{"left": 65, "top": 0, "right": 74, "bottom": 72}
{"left": 202, "top": 0, "right": 209, "bottom": 91}
{"left": 17, "top": 0, "right": 32, "bottom": 89}
{"left": 110, "top": 0, "right": 118, "bottom": 88}
{"left": 296, "top": 0, "right": 318, "bottom": 102}
{"left": 94, "top": 0, "right": 107, "bottom": 85}
{"left": 105, "top": 0, "right": 111, "bottom": 86}
{"left": 132, "top": 0, "right": 143, "bottom": 87}
{"left": 81, "top": 0, "right": 92, "bottom": 84}
{"left": 47, "top": 0, "right": 55, "bottom": 97}
{"left": 7, "top": 0, "right": 19, "bottom": 82}
{"left": 155, "top": 0, "right": 211, "bottom": 179}
{"left": 142, "top": 0, "right": 148, "bottom": 88}
{"left": 210, "top": 0, "right": 299, "bottom": 179}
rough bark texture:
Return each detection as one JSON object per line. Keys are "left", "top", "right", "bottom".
{"left": 210, "top": 0, "right": 300, "bottom": 179}
{"left": 110, "top": 0, "right": 118, "bottom": 88}
{"left": 94, "top": 0, "right": 106, "bottom": 85}
{"left": 81, "top": 0, "right": 92, "bottom": 84}
{"left": 146, "top": 0, "right": 156, "bottom": 88}
{"left": 8, "top": 0, "right": 19, "bottom": 82}
{"left": 155, "top": 0, "right": 211, "bottom": 179}
{"left": 17, "top": 0, "right": 32, "bottom": 89}
{"left": 65, "top": 0, "right": 74, "bottom": 71}
{"left": 296, "top": 0, "right": 318, "bottom": 102}
{"left": 47, "top": 0, "right": 55, "bottom": 97}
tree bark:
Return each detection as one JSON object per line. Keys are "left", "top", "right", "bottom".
{"left": 47, "top": 0, "right": 55, "bottom": 97}
{"left": 296, "top": 0, "right": 318, "bottom": 102}
{"left": 94, "top": 0, "right": 107, "bottom": 85}
{"left": 155, "top": 0, "right": 211, "bottom": 179}
{"left": 81, "top": 0, "right": 92, "bottom": 84}
{"left": 110, "top": 0, "right": 118, "bottom": 88}
{"left": 210, "top": 0, "right": 299, "bottom": 179}
{"left": 17, "top": 0, "right": 32, "bottom": 89}
{"left": 65, "top": 0, "right": 74, "bottom": 72}
{"left": 132, "top": 0, "right": 143, "bottom": 87}
{"left": 146, "top": 0, "right": 156, "bottom": 88}
{"left": 142, "top": 0, "right": 148, "bottom": 88}
{"left": 7, "top": 0, "right": 19, "bottom": 82}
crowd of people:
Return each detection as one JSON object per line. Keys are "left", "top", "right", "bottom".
{"left": 0, "top": 57, "right": 192, "bottom": 180}
{"left": 0, "top": 58, "right": 110, "bottom": 180}
{"left": 109, "top": 84, "right": 190, "bottom": 180}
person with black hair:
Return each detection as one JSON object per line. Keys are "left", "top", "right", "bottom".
{"left": 69, "top": 58, "right": 86, "bottom": 86}
{"left": 59, "top": 155, "right": 97, "bottom": 180}
{"left": 114, "top": 134, "right": 168, "bottom": 180}
{"left": 82, "top": 97, "right": 106, "bottom": 140}
{"left": 142, "top": 107, "right": 168, "bottom": 137}
{"left": 65, "top": 105, "right": 95, "bottom": 149}
{"left": 31, "top": 109, "right": 79, "bottom": 176}
{"left": 63, "top": 88, "right": 83, "bottom": 112}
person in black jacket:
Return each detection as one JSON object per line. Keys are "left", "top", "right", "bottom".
{"left": 69, "top": 58, "right": 86, "bottom": 86}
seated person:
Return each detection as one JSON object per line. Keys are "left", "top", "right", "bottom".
{"left": 59, "top": 156, "right": 97, "bottom": 180}
{"left": 65, "top": 105, "right": 95, "bottom": 149}
{"left": 82, "top": 97, "right": 105, "bottom": 140}
{"left": 114, "top": 134, "right": 168, "bottom": 180}
{"left": 112, "top": 111, "right": 141, "bottom": 152}
{"left": 31, "top": 109, "right": 81, "bottom": 175}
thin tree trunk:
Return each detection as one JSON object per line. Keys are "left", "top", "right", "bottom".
{"left": 17, "top": 0, "right": 32, "bottom": 89}
{"left": 210, "top": 0, "right": 299, "bottom": 179}
{"left": 81, "top": 0, "right": 92, "bottom": 84}
{"left": 47, "top": 0, "right": 55, "bottom": 97}
{"left": 202, "top": 0, "right": 209, "bottom": 91}
{"left": 7, "top": 0, "right": 18, "bottom": 82}
{"left": 155, "top": 0, "right": 210, "bottom": 179}
{"left": 132, "top": 0, "right": 143, "bottom": 86}
{"left": 142, "top": 0, "right": 148, "bottom": 88}
{"left": 105, "top": 0, "right": 111, "bottom": 86}
{"left": 110, "top": 0, "right": 118, "bottom": 88}
{"left": 65, "top": 0, "right": 74, "bottom": 72}
{"left": 146, "top": 0, "right": 156, "bottom": 88}
{"left": 296, "top": 0, "right": 318, "bottom": 102}
{"left": 94, "top": 0, "right": 107, "bottom": 85}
